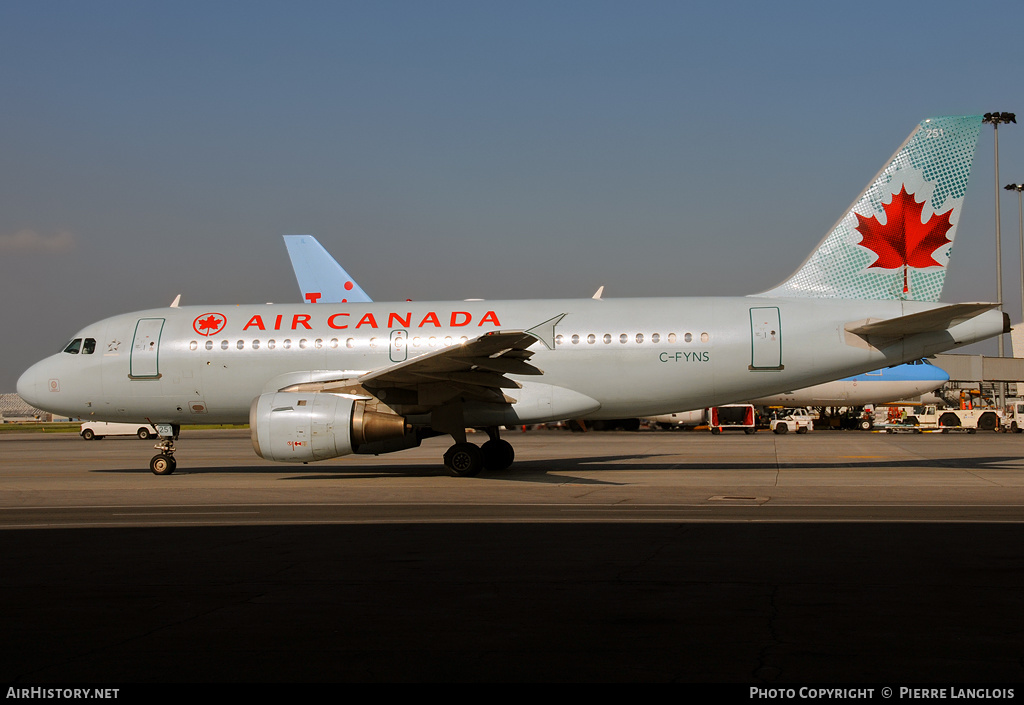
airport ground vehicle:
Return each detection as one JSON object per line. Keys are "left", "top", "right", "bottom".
{"left": 709, "top": 405, "right": 757, "bottom": 434}
{"left": 80, "top": 421, "right": 154, "bottom": 440}
{"left": 770, "top": 408, "right": 814, "bottom": 434}
{"left": 890, "top": 405, "right": 1001, "bottom": 432}
{"left": 1002, "top": 402, "right": 1024, "bottom": 432}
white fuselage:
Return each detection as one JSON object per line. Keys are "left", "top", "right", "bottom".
{"left": 17, "top": 296, "right": 1006, "bottom": 428}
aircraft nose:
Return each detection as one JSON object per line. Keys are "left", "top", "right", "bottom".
{"left": 17, "top": 360, "right": 48, "bottom": 409}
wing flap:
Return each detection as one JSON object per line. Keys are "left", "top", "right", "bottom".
{"left": 358, "top": 330, "right": 541, "bottom": 385}
{"left": 355, "top": 327, "right": 555, "bottom": 412}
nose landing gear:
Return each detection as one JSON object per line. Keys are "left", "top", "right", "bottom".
{"left": 150, "top": 451, "right": 176, "bottom": 475}
{"left": 148, "top": 423, "right": 180, "bottom": 475}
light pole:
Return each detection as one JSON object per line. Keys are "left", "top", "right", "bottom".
{"left": 1007, "top": 183, "right": 1024, "bottom": 345}
{"left": 983, "top": 112, "right": 1016, "bottom": 407}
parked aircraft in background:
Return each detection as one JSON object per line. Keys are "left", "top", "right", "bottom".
{"left": 18, "top": 116, "right": 1008, "bottom": 476}
{"left": 648, "top": 359, "right": 949, "bottom": 428}
{"left": 284, "top": 239, "right": 952, "bottom": 410}
{"left": 283, "top": 234, "right": 372, "bottom": 304}
{"left": 747, "top": 359, "right": 949, "bottom": 407}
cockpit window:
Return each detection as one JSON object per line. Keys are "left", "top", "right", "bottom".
{"left": 63, "top": 338, "right": 82, "bottom": 354}
{"left": 82, "top": 338, "right": 96, "bottom": 355}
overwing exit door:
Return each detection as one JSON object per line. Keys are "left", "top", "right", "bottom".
{"left": 390, "top": 330, "right": 408, "bottom": 363}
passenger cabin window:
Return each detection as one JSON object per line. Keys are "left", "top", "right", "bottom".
{"left": 63, "top": 339, "right": 82, "bottom": 354}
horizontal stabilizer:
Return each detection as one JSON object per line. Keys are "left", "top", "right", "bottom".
{"left": 845, "top": 303, "right": 1001, "bottom": 341}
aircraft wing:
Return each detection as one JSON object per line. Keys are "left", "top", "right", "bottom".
{"left": 276, "top": 315, "right": 564, "bottom": 411}
{"left": 276, "top": 327, "right": 552, "bottom": 412}
{"left": 845, "top": 303, "right": 1002, "bottom": 341}
{"left": 357, "top": 330, "right": 544, "bottom": 408}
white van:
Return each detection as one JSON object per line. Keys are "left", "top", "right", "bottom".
{"left": 80, "top": 421, "right": 154, "bottom": 440}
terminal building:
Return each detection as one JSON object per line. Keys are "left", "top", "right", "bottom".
{"left": 0, "top": 392, "right": 49, "bottom": 422}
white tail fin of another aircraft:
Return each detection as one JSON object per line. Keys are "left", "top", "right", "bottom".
{"left": 756, "top": 115, "right": 983, "bottom": 302}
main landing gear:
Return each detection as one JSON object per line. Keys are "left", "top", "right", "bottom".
{"left": 443, "top": 427, "right": 515, "bottom": 477}
{"left": 149, "top": 424, "right": 180, "bottom": 475}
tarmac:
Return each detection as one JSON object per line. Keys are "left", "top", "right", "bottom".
{"left": 2, "top": 428, "right": 1023, "bottom": 683}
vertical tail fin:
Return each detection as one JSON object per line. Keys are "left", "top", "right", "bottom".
{"left": 756, "top": 115, "right": 983, "bottom": 301}
{"left": 283, "top": 235, "right": 373, "bottom": 304}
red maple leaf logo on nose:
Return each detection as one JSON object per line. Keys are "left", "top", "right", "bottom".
{"left": 192, "top": 313, "right": 227, "bottom": 336}
{"left": 855, "top": 186, "right": 954, "bottom": 294}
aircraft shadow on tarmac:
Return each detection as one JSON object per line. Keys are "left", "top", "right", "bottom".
{"left": 92, "top": 452, "right": 1024, "bottom": 482}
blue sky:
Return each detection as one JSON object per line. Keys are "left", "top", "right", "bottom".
{"left": 2, "top": 1, "right": 1023, "bottom": 391}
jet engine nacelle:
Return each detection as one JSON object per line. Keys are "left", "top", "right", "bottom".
{"left": 250, "top": 392, "right": 407, "bottom": 463}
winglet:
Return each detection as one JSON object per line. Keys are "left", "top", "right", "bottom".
{"left": 526, "top": 314, "right": 566, "bottom": 350}
{"left": 592, "top": 286, "right": 604, "bottom": 300}
{"left": 170, "top": 294, "right": 181, "bottom": 308}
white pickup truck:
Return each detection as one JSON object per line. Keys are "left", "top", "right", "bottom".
{"left": 1003, "top": 402, "right": 1024, "bottom": 433}
{"left": 81, "top": 421, "right": 154, "bottom": 440}
{"left": 770, "top": 408, "right": 814, "bottom": 434}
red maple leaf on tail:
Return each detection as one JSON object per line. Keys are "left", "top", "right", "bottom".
{"left": 854, "top": 186, "right": 954, "bottom": 295}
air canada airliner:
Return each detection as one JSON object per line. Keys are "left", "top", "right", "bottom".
{"left": 282, "top": 236, "right": 952, "bottom": 408}
{"left": 17, "top": 116, "right": 1009, "bottom": 476}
